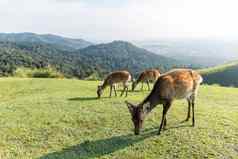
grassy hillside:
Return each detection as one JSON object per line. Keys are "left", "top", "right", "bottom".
{"left": 0, "top": 79, "right": 237, "bottom": 159}
{"left": 199, "top": 61, "right": 238, "bottom": 87}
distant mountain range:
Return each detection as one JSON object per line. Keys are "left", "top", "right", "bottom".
{"left": 0, "top": 33, "right": 182, "bottom": 78}
{"left": 137, "top": 39, "right": 238, "bottom": 67}
{"left": 0, "top": 32, "right": 93, "bottom": 50}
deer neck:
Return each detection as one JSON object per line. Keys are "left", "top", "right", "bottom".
{"left": 140, "top": 89, "right": 161, "bottom": 114}
{"left": 133, "top": 80, "right": 139, "bottom": 88}
{"left": 137, "top": 75, "right": 145, "bottom": 83}
{"left": 101, "top": 81, "right": 108, "bottom": 90}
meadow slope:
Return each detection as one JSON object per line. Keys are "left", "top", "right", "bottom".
{"left": 199, "top": 61, "right": 238, "bottom": 87}
{"left": 0, "top": 78, "right": 237, "bottom": 159}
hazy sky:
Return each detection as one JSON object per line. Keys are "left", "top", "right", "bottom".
{"left": 1, "top": 0, "right": 238, "bottom": 41}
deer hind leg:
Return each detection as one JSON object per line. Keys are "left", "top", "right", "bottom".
{"left": 120, "top": 84, "right": 126, "bottom": 97}
{"left": 185, "top": 98, "right": 191, "bottom": 121}
{"left": 109, "top": 85, "right": 113, "bottom": 97}
{"left": 158, "top": 100, "right": 172, "bottom": 135}
{"left": 125, "top": 83, "right": 129, "bottom": 97}
{"left": 141, "top": 82, "right": 144, "bottom": 90}
{"left": 146, "top": 80, "right": 150, "bottom": 91}
{"left": 188, "top": 94, "right": 196, "bottom": 126}
{"left": 191, "top": 96, "right": 196, "bottom": 127}
{"left": 113, "top": 85, "right": 117, "bottom": 96}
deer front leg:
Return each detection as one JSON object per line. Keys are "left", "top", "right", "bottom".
{"left": 158, "top": 101, "right": 171, "bottom": 135}
{"left": 163, "top": 116, "right": 167, "bottom": 130}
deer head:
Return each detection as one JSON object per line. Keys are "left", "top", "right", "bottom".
{"left": 126, "top": 101, "right": 150, "bottom": 135}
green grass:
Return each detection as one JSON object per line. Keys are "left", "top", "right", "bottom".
{"left": 0, "top": 78, "right": 237, "bottom": 159}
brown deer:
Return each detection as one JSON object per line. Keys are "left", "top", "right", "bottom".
{"left": 97, "top": 70, "right": 132, "bottom": 98}
{"left": 126, "top": 69, "right": 203, "bottom": 135}
{"left": 132, "top": 69, "right": 160, "bottom": 91}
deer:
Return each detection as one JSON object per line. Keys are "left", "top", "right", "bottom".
{"left": 126, "top": 69, "right": 203, "bottom": 135}
{"left": 97, "top": 70, "right": 132, "bottom": 98}
{"left": 132, "top": 69, "right": 161, "bottom": 91}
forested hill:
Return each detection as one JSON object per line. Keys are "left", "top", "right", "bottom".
{"left": 0, "top": 32, "right": 93, "bottom": 50}
{"left": 0, "top": 41, "right": 95, "bottom": 78}
{"left": 79, "top": 41, "right": 181, "bottom": 75}
{"left": 0, "top": 40, "right": 181, "bottom": 78}
{"left": 199, "top": 61, "right": 238, "bottom": 87}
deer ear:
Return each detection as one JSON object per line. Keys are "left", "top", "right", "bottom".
{"left": 125, "top": 101, "right": 135, "bottom": 114}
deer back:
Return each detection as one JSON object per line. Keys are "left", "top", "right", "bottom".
{"left": 104, "top": 71, "right": 131, "bottom": 85}
{"left": 138, "top": 69, "right": 160, "bottom": 82}
{"left": 154, "top": 69, "right": 202, "bottom": 100}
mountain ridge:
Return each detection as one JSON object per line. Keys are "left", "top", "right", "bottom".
{"left": 0, "top": 32, "right": 93, "bottom": 50}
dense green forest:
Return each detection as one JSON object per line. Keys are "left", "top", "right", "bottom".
{"left": 0, "top": 42, "right": 96, "bottom": 78}
{"left": 0, "top": 39, "right": 183, "bottom": 78}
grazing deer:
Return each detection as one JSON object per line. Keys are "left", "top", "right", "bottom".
{"left": 97, "top": 70, "right": 132, "bottom": 98}
{"left": 126, "top": 69, "right": 203, "bottom": 135}
{"left": 132, "top": 69, "right": 161, "bottom": 91}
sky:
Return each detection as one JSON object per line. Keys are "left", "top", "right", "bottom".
{"left": 1, "top": 0, "right": 238, "bottom": 42}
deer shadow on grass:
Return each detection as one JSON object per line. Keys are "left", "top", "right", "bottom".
{"left": 38, "top": 129, "right": 157, "bottom": 159}
{"left": 38, "top": 123, "right": 193, "bottom": 159}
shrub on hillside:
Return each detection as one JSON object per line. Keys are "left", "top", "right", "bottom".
{"left": 14, "top": 67, "right": 64, "bottom": 78}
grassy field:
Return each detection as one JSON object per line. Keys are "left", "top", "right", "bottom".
{"left": 0, "top": 78, "right": 237, "bottom": 159}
